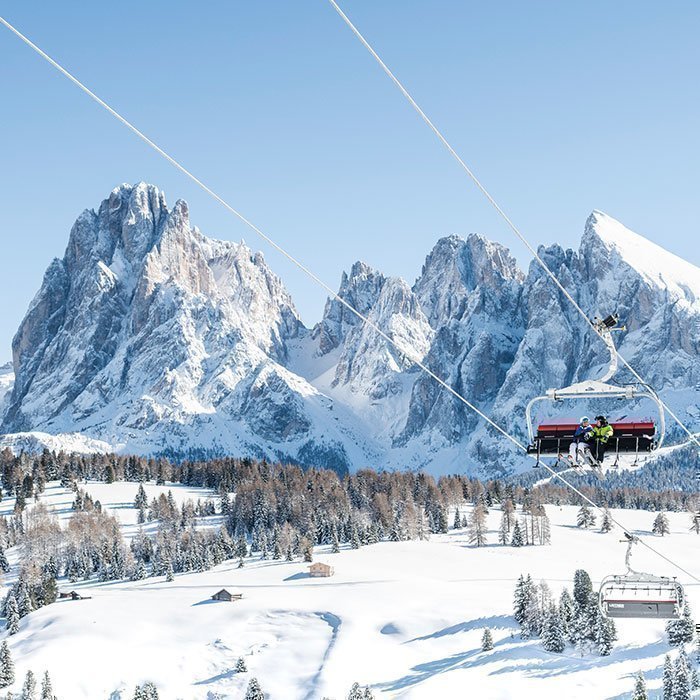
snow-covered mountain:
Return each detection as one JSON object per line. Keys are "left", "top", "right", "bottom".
{"left": 2, "top": 186, "right": 699, "bottom": 475}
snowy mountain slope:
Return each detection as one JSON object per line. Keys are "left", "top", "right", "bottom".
{"left": 0, "top": 362, "right": 13, "bottom": 422}
{"left": 2, "top": 184, "right": 699, "bottom": 475}
{"left": 2, "top": 481, "right": 698, "bottom": 699}
{"left": 0, "top": 184, "right": 379, "bottom": 473}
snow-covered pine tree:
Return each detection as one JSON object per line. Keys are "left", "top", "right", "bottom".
{"left": 595, "top": 607, "right": 617, "bottom": 656}
{"left": 5, "top": 595, "right": 18, "bottom": 635}
{"left": 453, "top": 508, "right": 461, "bottom": 530}
{"left": 541, "top": 604, "right": 566, "bottom": 653}
{"left": 134, "top": 484, "right": 148, "bottom": 511}
{"left": 498, "top": 512, "right": 510, "bottom": 545}
{"left": 467, "top": 504, "right": 488, "bottom": 547}
{"left": 572, "top": 570, "right": 593, "bottom": 609}
{"left": 141, "top": 681, "right": 159, "bottom": 699}
{"left": 347, "top": 683, "right": 364, "bottom": 700}
{"left": 667, "top": 602, "right": 695, "bottom": 646}
{"left": 510, "top": 521, "right": 524, "bottom": 547}
{"left": 576, "top": 505, "right": 596, "bottom": 529}
{"left": 631, "top": 671, "right": 648, "bottom": 700}
{"left": 0, "top": 641, "right": 14, "bottom": 688}
{"left": 165, "top": 561, "right": 174, "bottom": 582}
{"left": 40, "top": 671, "right": 53, "bottom": 700}
{"left": 522, "top": 581, "right": 547, "bottom": 639}
{"left": 652, "top": 512, "right": 671, "bottom": 536}
{"left": 244, "top": 677, "right": 265, "bottom": 700}
{"left": 600, "top": 509, "right": 613, "bottom": 533}
{"left": 690, "top": 666, "right": 700, "bottom": 692}
{"left": 235, "top": 657, "right": 248, "bottom": 673}
{"left": 481, "top": 628, "right": 494, "bottom": 651}
{"left": 673, "top": 651, "right": 691, "bottom": 700}
{"left": 662, "top": 654, "right": 674, "bottom": 700}
{"left": 558, "top": 588, "right": 574, "bottom": 638}
{"left": 21, "top": 670, "right": 36, "bottom": 700}
{"left": 0, "top": 549, "right": 10, "bottom": 574}
{"left": 131, "top": 560, "right": 148, "bottom": 581}
{"left": 347, "top": 683, "right": 374, "bottom": 700}
{"left": 513, "top": 574, "right": 533, "bottom": 626}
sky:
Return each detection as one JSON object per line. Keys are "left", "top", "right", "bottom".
{"left": 0, "top": 1, "right": 698, "bottom": 360}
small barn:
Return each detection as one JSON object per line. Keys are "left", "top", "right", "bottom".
{"left": 308, "top": 562, "right": 334, "bottom": 578}
{"left": 211, "top": 589, "right": 243, "bottom": 602}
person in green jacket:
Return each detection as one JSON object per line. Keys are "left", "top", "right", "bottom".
{"left": 592, "top": 415, "right": 614, "bottom": 463}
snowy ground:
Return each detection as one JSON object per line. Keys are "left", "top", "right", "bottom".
{"left": 3, "top": 482, "right": 700, "bottom": 699}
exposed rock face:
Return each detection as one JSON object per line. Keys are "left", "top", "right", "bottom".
{"left": 1, "top": 183, "right": 369, "bottom": 473}
{"left": 3, "top": 187, "right": 699, "bottom": 476}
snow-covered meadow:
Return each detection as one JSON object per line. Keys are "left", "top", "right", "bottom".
{"left": 2, "top": 481, "right": 699, "bottom": 699}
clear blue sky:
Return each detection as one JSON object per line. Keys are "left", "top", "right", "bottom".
{"left": 1, "top": 1, "right": 698, "bottom": 360}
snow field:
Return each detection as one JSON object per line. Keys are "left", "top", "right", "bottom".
{"left": 2, "top": 482, "right": 699, "bottom": 699}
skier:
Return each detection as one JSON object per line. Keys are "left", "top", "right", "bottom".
{"left": 568, "top": 416, "right": 593, "bottom": 466}
{"left": 591, "top": 415, "right": 614, "bottom": 464}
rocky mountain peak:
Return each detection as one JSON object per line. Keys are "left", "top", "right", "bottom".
{"left": 314, "top": 261, "right": 386, "bottom": 355}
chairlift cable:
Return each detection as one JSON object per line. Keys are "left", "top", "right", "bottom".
{"left": 326, "top": 0, "right": 700, "bottom": 454}
{"left": 1, "top": 14, "right": 698, "bottom": 586}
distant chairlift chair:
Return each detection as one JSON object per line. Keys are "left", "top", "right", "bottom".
{"left": 599, "top": 533, "right": 685, "bottom": 619}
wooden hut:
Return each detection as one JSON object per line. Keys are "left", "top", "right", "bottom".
{"left": 308, "top": 562, "right": 334, "bottom": 578}
{"left": 211, "top": 589, "right": 243, "bottom": 602}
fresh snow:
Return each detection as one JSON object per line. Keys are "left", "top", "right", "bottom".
{"left": 2, "top": 184, "right": 699, "bottom": 476}
{"left": 3, "top": 482, "right": 700, "bottom": 699}
{"left": 590, "top": 211, "right": 700, "bottom": 306}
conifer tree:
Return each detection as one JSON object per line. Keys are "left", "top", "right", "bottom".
{"left": 513, "top": 574, "right": 533, "bottom": 626}
{"left": 348, "top": 683, "right": 374, "bottom": 700}
{"left": 667, "top": 602, "right": 695, "bottom": 646}
{"left": 689, "top": 667, "right": 699, "bottom": 692}
{"left": 165, "top": 561, "right": 174, "bottom": 582}
{"left": 21, "top": 670, "right": 36, "bottom": 700}
{"left": 652, "top": 512, "right": 671, "bottom": 536}
{"left": 303, "top": 543, "right": 313, "bottom": 563}
{"left": 40, "top": 671, "right": 53, "bottom": 700}
{"left": 576, "top": 505, "right": 596, "bottom": 529}
{"left": 5, "top": 595, "right": 19, "bottom": 635}
{"left": 134, "top": 484, "right": 148, "bottom": 510}
{"left": 673, "top": 651, "right": 691, "bottom": 700}
{"left": 558, "top": 588, "right": 574, "bottom": 638}
{"left": 541, "top": 605, "right": 566, "bottom": 653}
{"left": 235, "top": 657, "right": 248, "bottom": 673}
{"left": 244, "top": 677, "right": 265, "bottom": 700}
{"left": 481, "top": 628, "right": 494, "bottom": 651}
{"left": 572, "top": 569, "right": 593, "bottom": 609}
{"left": 510, "top": 521, "right": 524, "bottom": 547}
{"left": 662, "top": 654, "right": 674, "bottom": 700}
{"left": 631, "top": 671, "right": 648, "bottom": 700}
{"left": 0, "top": 549, "right": 10, "bottom": 574}
{"left": 595, "top": 607, "right": 617, "bottom": 656}
{"left": 453, "top": 508, "right": 461, "bottom": 530}
{"left": 600, "top": 509, "right": 613, "bottom": 533}
{"left": 0, "top": 642, "right": 14, "bottom": 688}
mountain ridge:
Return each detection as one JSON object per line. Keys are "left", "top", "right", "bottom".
{"left": 2, "top": 183, "right": 698, "bottom": 475}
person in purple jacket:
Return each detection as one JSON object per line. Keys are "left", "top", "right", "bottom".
{"left": 568, "top": 416, "right": 593, "bottom": 466}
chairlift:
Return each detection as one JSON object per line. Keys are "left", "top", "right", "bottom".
{"left": 599, "top": 533, "right": 684, "bottom": 619}
{"left": 526, "top": 314, "right": 665, "bottom": 467}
